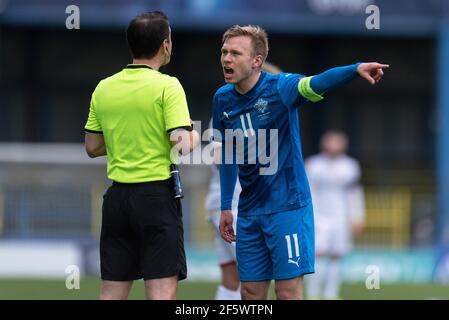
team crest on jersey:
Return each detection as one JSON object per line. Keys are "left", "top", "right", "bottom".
{"left": 254, "top": 98, "right": 268, "bottom": 113}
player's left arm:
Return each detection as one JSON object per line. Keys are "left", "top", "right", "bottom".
{"left": 299, "top": 62, "right": 390, "bottom": 102}
{"left": 218, "top": 143, "right": 238, "bottom": 243}
{"left": 212, "top": 93, "right": 238, "bottom": 243}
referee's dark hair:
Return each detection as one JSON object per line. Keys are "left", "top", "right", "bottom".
{"left": 126, "top": 11, "right": 170, "bottom": 59}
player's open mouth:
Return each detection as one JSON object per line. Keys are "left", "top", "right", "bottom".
{"left": 223, "top": 67, "right": 234, "bottom": 74}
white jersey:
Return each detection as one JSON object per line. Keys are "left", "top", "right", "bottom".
{"left": 305, "top": 153, "right": 365, "bottom": 255}
{"left": 305, "top": 153, "right": 364, "bottom": 224}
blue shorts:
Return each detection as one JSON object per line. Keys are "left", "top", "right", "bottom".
{"left": 236, "top": 203, "right": 315, "bottom": 281}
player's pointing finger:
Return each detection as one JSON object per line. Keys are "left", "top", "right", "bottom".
{"left": 374, "top": 63, "right": 390, "bottom": 69}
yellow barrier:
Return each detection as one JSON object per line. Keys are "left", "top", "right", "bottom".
{"left": 356, "top": 187, "right": 411, "bottom": 248}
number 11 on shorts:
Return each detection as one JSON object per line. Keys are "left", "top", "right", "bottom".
{"left": 285, "top": 233, "right": 300, "bottom": 259}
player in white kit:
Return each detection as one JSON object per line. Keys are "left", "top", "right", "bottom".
{"left": 305, "top": 130, "right": 365, "bottom": 300}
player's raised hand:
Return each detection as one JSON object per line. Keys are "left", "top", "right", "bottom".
{"left": 219, "top": 210, "right": 236, "bottom": 243}
{"left": 357, "top": 62, "right": 389, "bottom": 85}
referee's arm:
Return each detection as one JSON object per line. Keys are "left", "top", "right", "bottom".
{"left": 85, "top": 131, "right": 106, "bottom": 158}
{"left": 85, "top": 92, "right": 106, "bottom": 158}
{"left": 169, "top": 125, "right": 200, "bottom": 155}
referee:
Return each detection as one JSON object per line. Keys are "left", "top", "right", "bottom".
{"left": 84, "top": 11, "right": 199, "bottom": 300}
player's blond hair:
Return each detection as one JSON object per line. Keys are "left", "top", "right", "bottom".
{"left": 222, "top": 25, "right": 269, "bottom": 61}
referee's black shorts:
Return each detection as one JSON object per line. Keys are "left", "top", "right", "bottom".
{"left": 100, "top": 178, "right": 187, "bottom": 281}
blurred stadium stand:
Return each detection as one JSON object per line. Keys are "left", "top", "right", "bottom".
{"left": 1, "top": 0, "right": 449, "bottom": 282}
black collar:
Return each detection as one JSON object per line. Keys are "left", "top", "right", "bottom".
{"left": 126, "top": 64, "right": 153, "bottom": 70}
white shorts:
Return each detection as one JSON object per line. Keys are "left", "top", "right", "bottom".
{"left": 314, "top": 217, "right": 352, "bottom": 256}
{"left": 208, "top": 209, "right": 237, "bottom": 265}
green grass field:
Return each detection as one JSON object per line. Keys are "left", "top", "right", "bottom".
{"left": 0, "top": 278, "right": 447, "bottom": 300}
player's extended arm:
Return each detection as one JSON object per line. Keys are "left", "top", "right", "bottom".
{"left": 219, "top": 142, "right": 238, "bottom": 243}
{"left": 299, "top": 62, "right": 390, "bottom": 102}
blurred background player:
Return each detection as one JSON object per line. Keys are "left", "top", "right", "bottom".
{"left": 305, "top": 130, "right": 365, "bottom": 300}
{"left": 205, "top": 62, "right": 282, "bottom": 300}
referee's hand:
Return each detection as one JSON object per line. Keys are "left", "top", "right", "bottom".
{"left": 357, "top": 62, "right": 389, "bottom": 85}
{"left": 219, "top": 210, "right": 236, "bottom": 243}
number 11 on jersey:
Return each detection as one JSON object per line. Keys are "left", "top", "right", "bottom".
{"left": 239, "top": 113, "right": 255, "bottom": 137}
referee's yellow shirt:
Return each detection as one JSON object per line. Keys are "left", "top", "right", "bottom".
{"left": 85, "top": 64, "right": 192, "bottom": 183}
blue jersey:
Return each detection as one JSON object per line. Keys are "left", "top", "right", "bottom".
{"left": 213, "top": 71, "right": 312, "bottom": 216}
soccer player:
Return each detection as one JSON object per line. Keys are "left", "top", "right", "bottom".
{"left": 84, "top": 12, "right": 199, "bottom": 300}
{"left": 305, "top": 130, "right": 365, "bottom": 300}
{"left": 212, "top": 25, "right": 388, "bottom": 300}
{"left": 205, "top": 62, "right": 282, "bottom": 300}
